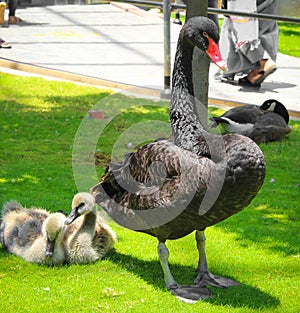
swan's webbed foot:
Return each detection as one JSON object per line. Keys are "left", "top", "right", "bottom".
{"left": 168, "top": 283, "right": 211, "bottom": 303}
{"left": 194, "top": 270, "right": 240, "bottom": 288}
{"left": 194, "top": 231, "right": 241, "bottom": 289}
{"left": 158, "top": 242, "right": 212, "bottom": 303}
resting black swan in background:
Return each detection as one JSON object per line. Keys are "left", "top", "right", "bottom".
{"left": 209, "top": 99, "right": 291, "bottom": 143}
{"left": 91, "top": 17, "right": 266, "bottom": 302}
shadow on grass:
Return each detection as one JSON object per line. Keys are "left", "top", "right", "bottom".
{"left": 109, "top": 250, "right": 280, "bottom": 309}
{"left": 215, "top": 204, "right": 299, "bottom": 256}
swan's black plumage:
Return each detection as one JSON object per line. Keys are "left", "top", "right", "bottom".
{"left": 91, "top": 17, "right": 266, "bottom": 301}
{"left": 209, "top": 99, "right": 291, "bottom": 143}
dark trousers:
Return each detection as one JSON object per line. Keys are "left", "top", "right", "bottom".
{"left": 5, "top": 0, "right": 17, "bottom": 16}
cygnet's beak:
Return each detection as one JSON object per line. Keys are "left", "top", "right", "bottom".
{"left": 65, "top": 208, "right": 80, "bottom": 225}
{"left": 45, "top": 239, "right": 55, "bottom": 258}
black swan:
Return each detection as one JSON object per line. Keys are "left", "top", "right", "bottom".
{"left": 90, "top": 17, "right": 266, "bottom": 302}
{"left": 0, "top": 201, "right": 66, "bottom": 265}
{"left": 209, "top": 99, "right": 291, "bottom": 143}
{"left": 64, "top": 192, "right": 116, "bottom": 264}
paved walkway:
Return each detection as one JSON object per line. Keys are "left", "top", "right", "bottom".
{"left": 0, "top": 3, "right": 299, "bottom": 118}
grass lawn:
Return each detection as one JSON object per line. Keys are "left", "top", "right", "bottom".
{"left": 278, "top": 22, "right": 300, "bottom": 57}
{"left": 0, "top": 73, "right": 299, "bottom": 313}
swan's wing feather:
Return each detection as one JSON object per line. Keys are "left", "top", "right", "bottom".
{"left": 222, "top": 105, "right": 263, "bottom": 124}
{"left": 1, "top": 206, "right": 49, "bottom": 251}
{"left": 250, "top": 112, "right": 291, "bottom": 143}
{"left": 91, "top": 140, "right": 215, "bottom": 231}
{"left": 92, "top": 140, "right": 211, "bottom": 206}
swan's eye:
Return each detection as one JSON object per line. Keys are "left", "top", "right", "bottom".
{"left": 76, "top": 202, "right": 85, "bottom": 214}
{"left": 202, "top": 32, "right": 208, "bottom": 38}
{"left": 77, "top": 202, "right": 85, "bottom": 209}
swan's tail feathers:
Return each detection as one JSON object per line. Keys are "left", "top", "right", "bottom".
{"left": 208, "top": 117, "right": 228, "bottom": 128}
{"left": 1, "top": 201, "right": 23, "bottom": 216}
{"left": 0, "top": 201, "right": 23, "bottom": 248}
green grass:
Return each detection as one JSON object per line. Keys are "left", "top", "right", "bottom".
{"left": 0, "top": 73, "right": 299, "bottom": 313}
{"left": 278, "top": 22, "right": 300, "bottom": 57}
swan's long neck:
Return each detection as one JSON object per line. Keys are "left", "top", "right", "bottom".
{"left": 170, "top": 35, "right": 206, "bottom": 152}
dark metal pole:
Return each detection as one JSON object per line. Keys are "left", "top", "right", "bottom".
{"left": 186, "top": 0, "right": 209, "bottom": 128}
{"left": 160, "top": 0, "right": 171, "bottom": 99}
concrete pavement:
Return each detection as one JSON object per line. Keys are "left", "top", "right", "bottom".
{"left": 0, "top": 3, "right": 299, "bottom": 118}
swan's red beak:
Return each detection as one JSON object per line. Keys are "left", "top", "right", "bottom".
{"left": 206, "top": 37, "right": 227, "bottom": 71}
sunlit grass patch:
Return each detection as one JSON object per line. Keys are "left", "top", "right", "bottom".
{"left": 0, "top": 73, "right": 299, "bottom": 313}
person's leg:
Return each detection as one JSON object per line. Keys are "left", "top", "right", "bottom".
{"left": 219, "top": 0, "right": 278, "bottom": 85}
{"left": 257, "top": 0, "right": 279, "bottom": 62}
{"left": 8, "top": 0, "right": 22, "bottom": 23}
{"left": 242, "top": 0, "right": 278, "bottom": 84}
{"left": 8, "top": 0, "right": 16, "bottom": 17}
{"left": 219, "top": 17, "right": 255, "bottom": 78}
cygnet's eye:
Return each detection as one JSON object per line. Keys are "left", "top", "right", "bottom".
{"left": 77, "top": 202, "right": 85, "bottom": 214}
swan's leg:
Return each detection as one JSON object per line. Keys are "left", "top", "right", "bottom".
{"left": 194, "top": 230, "right": 240, "bottom": 288}
{"left": 158, "top": 242, "right": 177, "bottom": 289}
{"left": 158, "top": 241, "right": 211, "bottom": 302}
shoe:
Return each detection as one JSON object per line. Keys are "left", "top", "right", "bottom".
{"left": 255, "top": 59, "right": 277, "bottom": 84}
{"left": 238, "top": 59, "right": 276, "bottom": 87}
{"left": 0, "top": 2, "right": 6, "bottom": 25}
{"left": 220, "top": 74, "right": 235, "bottom": 83}
{"left": 0, "top": 38, "right": 12, "bottom": 48}
{"left": 9, "top": 16, "right": 23, "bottom": 24}
{"left": 238, "top": 76, "right": 261, "bottom": 88}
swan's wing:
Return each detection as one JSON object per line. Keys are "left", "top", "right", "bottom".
{"left": 16, "top": 218, "right": 45, "bottom": 247}
{"left": 251, "top": 113, "right": 292, "bottom": 143}
{"left": 4, "top": 218, "right": 45, "bottom": 258}
{"left": 210, "top": 105, "right": 263, "bottom": 126}
{"left": 1, "top": 201, "right": 27, "bottom": 248}
{"left": 91, "top": 140, "right": 214, "bottom": 231}
{"left": 1, "top": 207, "right": 49, "bottom": 252}
{"left": 92, "top": 140, "right": 208, "bottom": 206}
{"left": 27, "top": 208, "right": 50, "bottom": 221}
